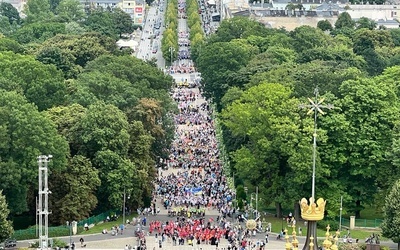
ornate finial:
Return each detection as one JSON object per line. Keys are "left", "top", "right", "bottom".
{"left": 285, "top": 228, "right": 291, "bottom": 250}
{"left": 292, "top": 225, "right": 299, "bottom": 249}
{"left": 310, "top": 236, "right": 314, "bottom": 248}
{"left": 299, "top": 197, "right": 326, "bottom": 221}
{"left": 331, "top": 230, "right": 340, "bottom": 250}
{"left": 323, "top": 225, "right": 333, "bottom": 250}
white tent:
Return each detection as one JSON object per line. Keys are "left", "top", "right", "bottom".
{"left": 116, "top": 39, "right": 139, "bottom": 51}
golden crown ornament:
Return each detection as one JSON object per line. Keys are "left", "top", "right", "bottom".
{"left": 299, "top": 197, "right": 326, "bottom": 221}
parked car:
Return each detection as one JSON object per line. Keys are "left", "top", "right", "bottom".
{"left": 4, "top": 238, "right": 17, "bottom": 248}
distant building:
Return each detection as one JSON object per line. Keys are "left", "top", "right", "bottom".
{"left": 81, "top": 0, "right": 145, "bottom": 25}
{"left": 119, "top": 0, "right": 146, "bottom": 25}
{"left": 1, "top": 0, "right": 27, "bottom": 12}
{"left": 376, "top": 18, "right": 399, "bottom": 28}
{"left": 81, "top": 0, "right": 120, "bottom": 9}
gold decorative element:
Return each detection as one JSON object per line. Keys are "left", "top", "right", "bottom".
{"left": 291, "top": 224, "right": 299, "bottom": 250}
{"left": 309, "top": 236, "right": 314, "bottom": 248}
{"left": 285, "top": 228, "right": 291, "bottom": 250}
{"left": 331, "top": 230, "right": 340, "bottom": 250}
{"left": 323, "top": 225, "right": 333, "bottom": 249}
{"left": 246, "top": 219, "right": 257, "bottom": 230}
{"left": 300, "top": 197, "right": 326, "bottom": 221}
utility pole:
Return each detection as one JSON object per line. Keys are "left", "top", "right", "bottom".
{"left": 38, "top": 155, "right": 52, "bottom": 250}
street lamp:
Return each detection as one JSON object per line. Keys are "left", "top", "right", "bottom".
{"left": 299, "top": 87, "right": 333, "bottom": 250}
{"left": 66, "top": 221, "right": 72, "bottom": 249}
{"left": 169, "top": 46, "right": 175, "bottom": 67}
{"left": 123, "top": 188, "right": 131, "bottom": 226}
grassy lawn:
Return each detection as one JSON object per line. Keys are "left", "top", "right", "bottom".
{"left": 260, "top": 215, "right": 383, "bottom": 240}
{"left": 78, "top": 214, "right": 137, "bottom": 236}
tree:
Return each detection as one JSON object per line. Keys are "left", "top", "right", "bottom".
{"left": 0, "top": 190, "right": 13, "bottom": 242}
{"left": 84, "top": 8, "right": 121, "bottom": 39}
{"left": 50, "top": 0, "right": 62, "bottom": 13}
{"left": 12, "top": 22, "right": 66, "bottom": 44}
{"left": 317, "top": 19, "right": 333, "bottom": 31}
{"left": 0, "top": 37, "right": 24, "bottom": 54}
{"left": 323, "top": 77, "right": 400, "bottom": 217}
{"left": 335, "top": 12, "right": 355, "bottom": 30}
{"left": 382, "top": 179, "right": 400, "bottom": 250}
{"left": 74, "top": 102, "right": 130, "bottom": 159}
{"left": 55, "top": 0, "right": 85, "bottom": 22}
{"left": 290, "top": 25, "right": 330, "bottom": 53}
{"left": 23, "top": 0, "right": 54, "bottom": 23}
{"left": 0, "top": 52, "right": 67, "bottom": 110}
{"left": 45, "top": 104, "right": 87, "bottom": 156}
{"left": 50, "top": 155, "right": 100, "bottom": 224}
{"left": 196, "top": 39, "right": 258, "bottom": 108}
{"left": 38, "top": 33, "right": 116, "bottom": 69}
{"left": 0, "top": 90, "right": 69, "bottom": 215}
{"left": 0, "top": 16, "right": 15, "bottom": 36}
{"left": 36, "top": 46, "right": 82, "bottom": 79}
{"left": 356, "top": 17, "right": 377, "bottom": 30}
{"left": 112, "top": 8, "right": 134, "bottom": 37}
{"left": 209, "top": 16, "right": 271, "bottom": 43}
{"left": 221, "top": 83, "right": 311, "bottom": 215}
{"left": 0, "top": 2, "right": 20, "bottom": 24}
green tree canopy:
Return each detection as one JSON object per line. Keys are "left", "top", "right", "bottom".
{"left": 0, "top": 90, "right": 68, "bottom": 215}
{"left": 197, "top": 39, "right": 258, "bottom": 108}
{"left": 0, "top": 2, "right": 20, "bottom": 24}
{"left": 382, "top": 179, "right": 400, "bottom": 248}
{"left": 55, "top": 0, "right": 85, "bottom": 22}
{"left": 50, "top": 155, "right": 100, "bottom": 224}
{"left": 317, "top": 19, "right": 333, "bottom": 31}
{"left": 0, "top": 190, "right": 13, "bottom": 242}
{"left": 23, "top": 0, "right": 54, "bottom": 23}
{"left": 209, "top": 16, "right": 271, "bottom": 43}
{"left": 221, "top": 83, "right": 311, "bottom": 214}
{"left": 335, "top": 12, "right": 355, "bottom": 30}
{"left": 0, "top": 52, "right": 67, "bottom": 110}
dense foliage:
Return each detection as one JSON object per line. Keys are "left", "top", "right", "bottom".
{"left": 161, "top": 0, "right": 178, "bottom": 63}
{"left": 194, "top": 16, "right": 400, "bottom": 219}
{"left": 382, "top": 179, "right": 400, "bottom": 248}
{"left": 0, "top": 0, "right": 176, "bottom": 235}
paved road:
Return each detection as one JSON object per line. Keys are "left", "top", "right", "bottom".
{"left": 136, "top": 2, "right": 166, "bottom": 69}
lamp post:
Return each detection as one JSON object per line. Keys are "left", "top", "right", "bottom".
{"left": 299, "top": 88, "right": 333, "bottom": 250}
{"left": 123, "top": 188, "right": 126, "bottom": 226}
{"left": 66, "top": 221, "right": 72, "bottom": 249}
{"left": 339, "top": 195, "right": 343, "bottom": 232}
{"left": 169, "top": 47, "right": 175, "bottom": 66}
{"left": 123, "top": 188, "right": 131, "bottom": 225}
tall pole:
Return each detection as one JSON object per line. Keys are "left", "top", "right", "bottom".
{"left": 339, "top": 195, "right": 343, "bottom": 232}
{"left": 255, "top": 186, "right": 258, "bottom": 218}
{"left": 38, "top": 155, "right": 52, "bottom": 250}
{"left": 300, "top": 88, "right": 333, "bottom": 201}
{"left": 299, "top": 88, "right": 333, "bottom": 250}
{"left": 169, "top": 47, "right": 174, "bottom": 66}
{"left": 66, "top": 221, "right": 71, "bottom": 248}
{"left": 36, "top": 196, "right": 38, "bottom": 237}
{"left": 123, "top": 188, "right": 126, "bottom": 225}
